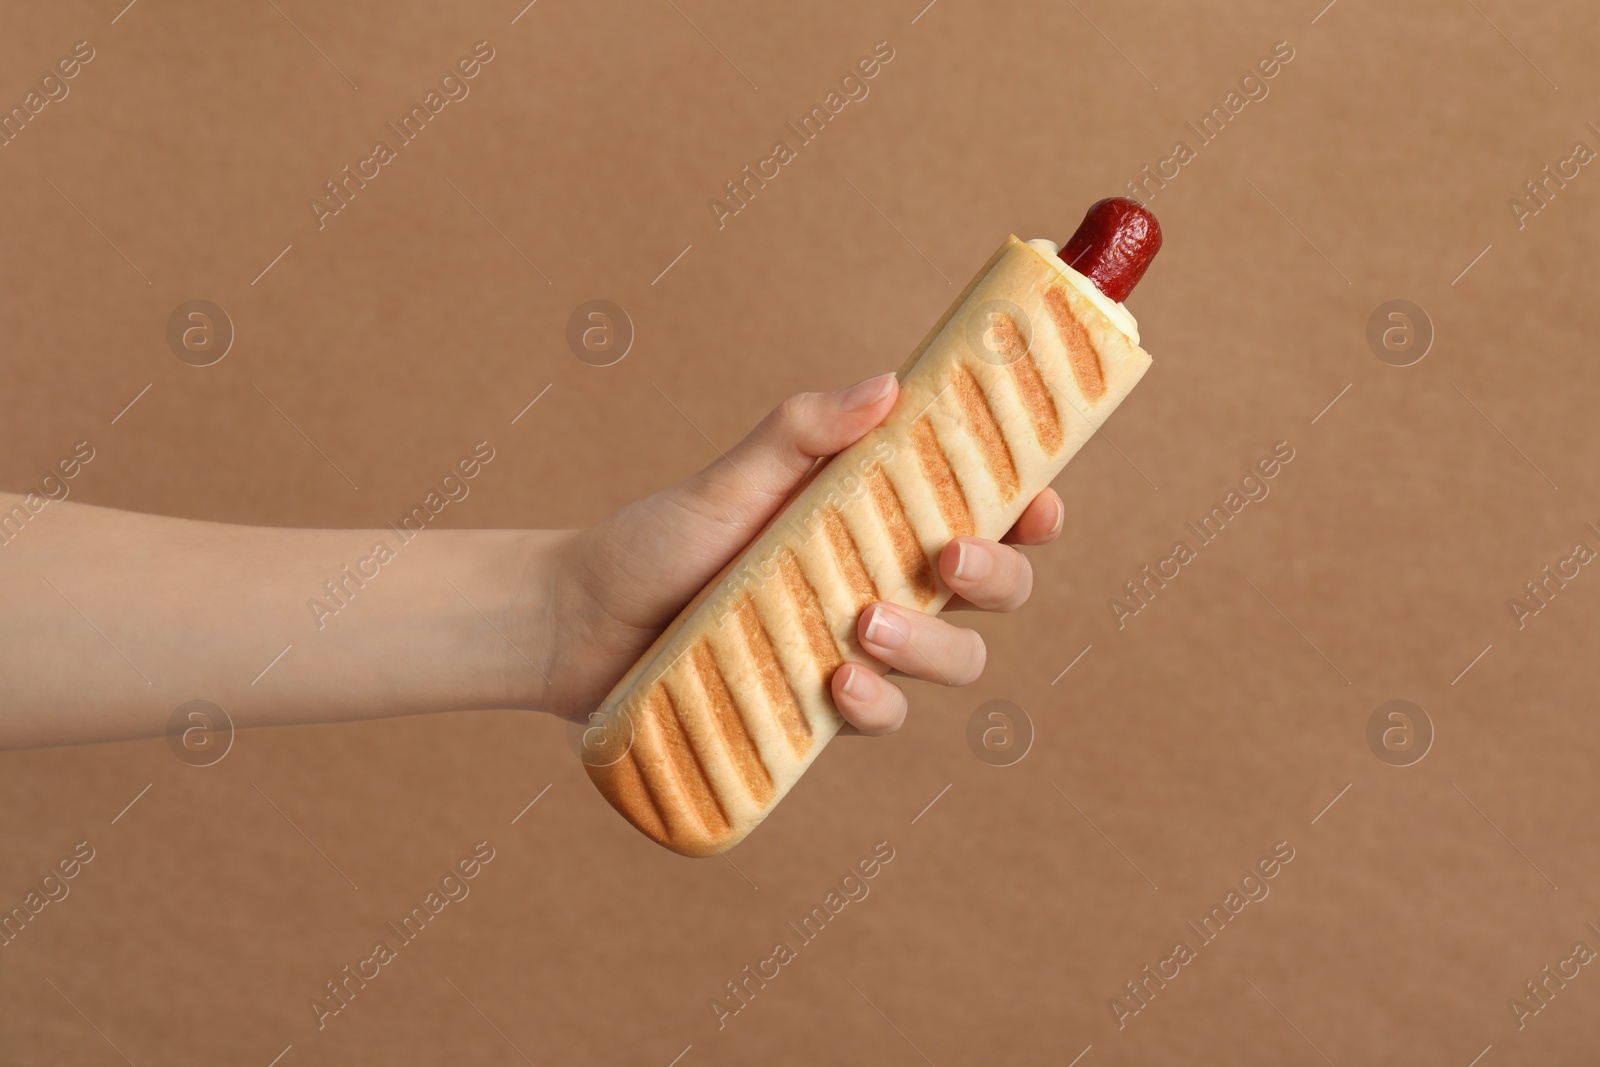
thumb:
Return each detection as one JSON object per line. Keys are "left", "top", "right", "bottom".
{"left": 671, "top": 371, "right": 899, "bottom": 535}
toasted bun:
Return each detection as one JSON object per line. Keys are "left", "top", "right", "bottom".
{"left": 583, "top": 236, "right": 1153, "bottom": 856}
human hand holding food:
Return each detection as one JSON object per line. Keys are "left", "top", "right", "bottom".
{"left": 0, "top": 381, "right": 1063, "bottom": 748}
{"left": 534, "top": 375, "right": 1068, "bottom": 735}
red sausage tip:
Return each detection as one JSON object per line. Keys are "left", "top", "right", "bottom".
{"left": 1058, "top": 197, "right": 1162, "bottom": 303}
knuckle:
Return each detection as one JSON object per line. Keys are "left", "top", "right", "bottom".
{"left": 881, "top": 690, "right": 909, "bottom": 733}
{"left": 1006, "top": 559, "right": 1034, "bottom": 609}
{"left": 857, "top": 685, "right": 904, "bottom": 735}
{"left": 953, "top": 633, "right": 986, "bottom": 685}
{"left": 770, "top": 392, "right": 815, "bottom": 436}
{"left": 761, "top": 392, "right": 824, "bottom": 476}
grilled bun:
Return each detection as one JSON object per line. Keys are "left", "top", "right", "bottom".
{"left": 583, "top": 235, "right": 1153, "bottom": 855}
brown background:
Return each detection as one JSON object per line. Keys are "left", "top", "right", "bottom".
{"left": 2, "top": 0, "right": 1598, "bottom": 1063}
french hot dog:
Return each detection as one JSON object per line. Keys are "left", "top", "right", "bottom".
{"left": 584, "top": 199, "right": 1162, "bottom": 855}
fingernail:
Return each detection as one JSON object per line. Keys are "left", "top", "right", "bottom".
{"left": 952, "top": 540, "right": 991, "bottom": 582}
{"left": 862, "top": 604, "right": 908, "bottom": 649}
{"left": 1050, "top": 497, "right": 1065, "bottom": 538}
{"left": 839, "top": 372, "right": 896, "bottom": 412}
{"left": 840, "top": 663, "right": 875, "bottom": 699}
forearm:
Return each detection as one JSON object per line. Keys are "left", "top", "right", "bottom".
{"left": 0, "top": 493, "right": 566, "bottom": 749}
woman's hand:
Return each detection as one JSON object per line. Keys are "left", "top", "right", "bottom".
{"left": 532, "top": 373, "right": 1066, "bottom": 735}
{"left": 0, "top": 373, "right": 1061, "bottom": 751}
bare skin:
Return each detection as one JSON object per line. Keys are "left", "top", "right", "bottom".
{"left": 0, "top": 373, "right": 1061, "bottom": 750}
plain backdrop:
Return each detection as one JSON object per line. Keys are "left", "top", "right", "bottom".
{"left": 2, "top": 1, "right": 1598, "bottom": 1064}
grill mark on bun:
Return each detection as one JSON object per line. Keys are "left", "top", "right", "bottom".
{"left": 909, "top": 415, "right": 975, "bottom": 538}
{"left": 865, "top": 463, "right": 937, "bottom": 603}
{"left": 951, "top": 364, "right": 1020, "bottom": 501}
{"left": 777, "top": 547, "right": 843, "bottom": 674}
{"left": 646, "top": 682, "right": 729, "bottom": 836}
{"left": 732, "top": 594, "right": 812, "bottom": 756}
{"left": 689, "top": 639, "right": 774, "bottom": 803}
{"left": 990, "top": 314, "right": 1064, "bottom": 454}
{"left": 614, "top": 746, "right": 670, "bottom": 845}
{"left": 1044, "top": 286, "right": 1106, "bottom": 403}
{"left": 822, "top": 506, "right": 878, "bottom": 613}
{"left": 622, "top": 695, "right": 682, "bottom": 844}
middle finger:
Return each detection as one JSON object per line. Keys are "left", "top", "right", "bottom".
{"left": 938, "top": 537, "right": 1035, "bottom": 612}
{"left": 858, "top": 602, "right": 986, "bottom": 686}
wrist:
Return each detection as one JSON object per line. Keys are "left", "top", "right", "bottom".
{"left": 498, "top": 527, "right": 580, "bottom": 713}
{"left": 339, "top": 527, "right": 568, "bottom": 718}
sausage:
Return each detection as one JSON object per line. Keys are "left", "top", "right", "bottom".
{"left": 1058, "top": 197, "right": 1162, "bottom": 303}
